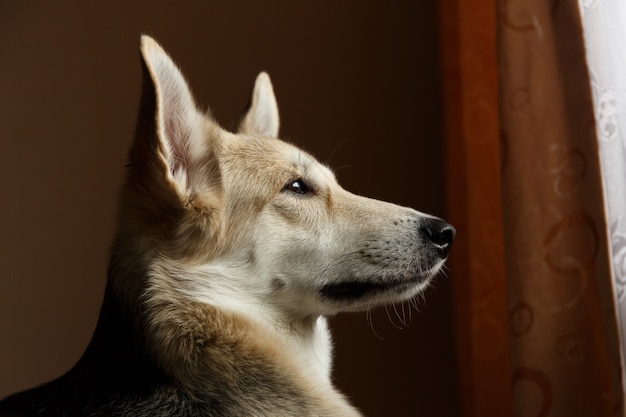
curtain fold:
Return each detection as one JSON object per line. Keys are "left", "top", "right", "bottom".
{"left": 442, "top": 0, "right": 624, "bottom": 415}
{"left": 498, "top": 1, "right": 622, "bottom": 415}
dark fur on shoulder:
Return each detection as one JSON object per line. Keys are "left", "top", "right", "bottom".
{"left": 0, "top": 284, "right": 317, "bottom": 417}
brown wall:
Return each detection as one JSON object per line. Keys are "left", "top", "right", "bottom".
{"left": 0, "top": 2, "right": 457, "bottom": 416}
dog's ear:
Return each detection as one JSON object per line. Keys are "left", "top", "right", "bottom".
{"left": 237, "top": 72, "right": 280, "bottom": 138}
{"left": 131, "top": 35, "right": 207, "bottom": 200}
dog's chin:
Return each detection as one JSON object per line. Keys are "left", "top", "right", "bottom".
{"left": 318, "top": 264, "right": 443, "bottom": 311}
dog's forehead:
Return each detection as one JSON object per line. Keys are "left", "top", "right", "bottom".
{"left": 221, "top": 135, "right": 335, "bottom": 182}
{"left": 273, "top": 140, "right": 337, "bottom": 185}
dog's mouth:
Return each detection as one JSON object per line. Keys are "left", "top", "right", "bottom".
{"left": 318, "top": 274, "right": 428, "bottom": 303}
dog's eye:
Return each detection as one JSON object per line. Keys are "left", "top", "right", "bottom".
{"left": 284, "top": 179, "right": 310, "bottom": 195}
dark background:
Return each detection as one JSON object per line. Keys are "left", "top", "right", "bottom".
{"left": 0, "top": 2, "right": 457, "bottom": 416}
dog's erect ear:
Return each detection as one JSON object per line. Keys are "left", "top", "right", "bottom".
{"left": 131, "top": 35, "right": 206, "bottom": 198}
{"left": 237, "top": 72, "right": 280, "bottom": 138}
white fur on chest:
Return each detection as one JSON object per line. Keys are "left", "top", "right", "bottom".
{"left": 162, "top": 260, "right": 335, "bottom": 383}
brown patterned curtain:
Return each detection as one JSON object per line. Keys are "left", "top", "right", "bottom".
{"left": 441, "top": 0, "right": 624, "bottom": 416}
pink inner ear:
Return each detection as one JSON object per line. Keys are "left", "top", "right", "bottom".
{"left": 163, "top": 111, "right": 192, "bottom": 179}
{"left": 150, "top": 62, "right": 199, "bottom": 189}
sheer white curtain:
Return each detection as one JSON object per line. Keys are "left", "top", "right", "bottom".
{"left": 579, "top": 0, "right": 626, "bottom": 389}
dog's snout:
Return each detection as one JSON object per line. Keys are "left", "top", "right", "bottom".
{"left": 419, "top": 219, "right": 456, "bottom": 258}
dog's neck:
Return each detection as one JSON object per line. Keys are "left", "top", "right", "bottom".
{"left": 274, "top": 313, "right": 334, "bottom": 383}
{"left": 195, "top": 290, "right": 334, "bottom": 383}
{"left": 131, "top": 259, "right": 333, "bottom": 385}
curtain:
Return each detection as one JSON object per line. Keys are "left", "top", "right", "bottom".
{"left": 578, "top": 0, "right": 626, "bottom": 394}
{"left": 441, "top": 0, "right": 624, "bottom": 416}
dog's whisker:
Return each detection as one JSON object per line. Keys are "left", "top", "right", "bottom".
{"left": 324, "top": 140, "right": 354, "bottom": 166}
{"left": 400, "top": 302, "right": 409, "bottom": 326}
{"left": 392, "top": 303, "right": 407, "bottom": 327}
{"left": 366, "top": 306, "right": 385, "bottom": 341}
{"left": 384, "top": 305, "right": 402, "bottom": 330}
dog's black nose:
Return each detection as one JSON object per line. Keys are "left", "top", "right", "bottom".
{"left": 419, "top": 218, "right": 456, "bottom": 258}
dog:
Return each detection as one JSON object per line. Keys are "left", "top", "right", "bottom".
{"left": 0, "top": 36, "right": 454, "bottom": 416}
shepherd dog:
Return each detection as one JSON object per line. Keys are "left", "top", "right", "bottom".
{"left": 0, "top": 36, "right": 455, "bottom": 416}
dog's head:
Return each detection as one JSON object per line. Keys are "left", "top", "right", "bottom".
{"left": 115, "top": 36, "right": 454, "bottom": 320}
